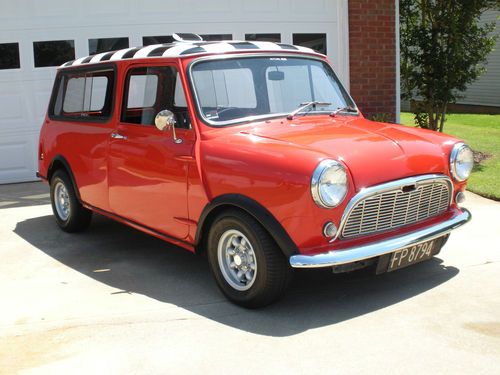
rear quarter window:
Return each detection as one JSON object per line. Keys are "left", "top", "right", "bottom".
{"left": 49, "top": 67, "right": 115, "bottom": 121}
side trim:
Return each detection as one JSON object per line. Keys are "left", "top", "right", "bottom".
{"left": 84, "top": 203, "right": 194, "bottom": 250}
{"left": 290, "top": 207, "right": 471, "bottom": 268}
{"left": 195, "top": 194, "right": 299, "bottom": 257}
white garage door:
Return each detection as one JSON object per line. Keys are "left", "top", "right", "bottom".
{"left": 0, "top": 0, "right": 349, "bottom": 184}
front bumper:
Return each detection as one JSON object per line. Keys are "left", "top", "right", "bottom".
{"left": 289, "top": 207, "right": 471, "bottom": 268}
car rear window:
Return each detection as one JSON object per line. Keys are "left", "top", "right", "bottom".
{"left": 50, "top": 67, "right": 115, "bottom": 121}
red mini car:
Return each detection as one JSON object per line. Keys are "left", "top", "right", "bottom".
{"left": 38, "top": 33, "right": 472, "bottom": 307}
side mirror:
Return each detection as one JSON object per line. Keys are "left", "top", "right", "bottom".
{"left": 155, "top": 110, "right": 176, "bottom": 132}
{"left": 155, "top": 110, "right": 182, "bottom": 144}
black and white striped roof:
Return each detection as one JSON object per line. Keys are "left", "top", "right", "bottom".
{"left": 60, "top": 41, "right": 319, "bottom": 68}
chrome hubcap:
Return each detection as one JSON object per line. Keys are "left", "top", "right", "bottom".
{"left": 217, "top": 229, "right": 257, "bottom": 291}
{"left": 54, "top": 181, "right": 70, "bottom": 221}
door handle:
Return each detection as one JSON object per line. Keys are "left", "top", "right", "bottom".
{"left": 111, "top": 132, "right": 127, "bottom": 140}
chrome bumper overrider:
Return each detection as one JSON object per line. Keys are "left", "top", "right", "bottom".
{"left": 289, "top": 208, "right": 471, "bottom": 268}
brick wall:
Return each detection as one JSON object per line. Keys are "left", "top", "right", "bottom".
{"left": 348, "top": 0, "right": 397, "bottom": 121}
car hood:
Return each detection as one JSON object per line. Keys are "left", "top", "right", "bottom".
{"left": 240, "top": 115, "right": 454, "bottom": 189}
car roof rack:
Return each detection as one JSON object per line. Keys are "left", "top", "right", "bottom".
{"left": 172, "top": 33, "right": 203, "bottom": 42}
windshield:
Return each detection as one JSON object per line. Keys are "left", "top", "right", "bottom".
{"left": 190, "top": 56, "right": 356, "bottom": 125}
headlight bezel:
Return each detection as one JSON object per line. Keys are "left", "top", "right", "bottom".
{"left": 311, "top": 159, "right": 349, "bottom": 208}
{"left": 450, "top": 142, "right": 474, "bottom": 182}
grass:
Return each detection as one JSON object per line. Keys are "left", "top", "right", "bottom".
{"left": 400, "top": 112, "right": 500, "bottom": 200}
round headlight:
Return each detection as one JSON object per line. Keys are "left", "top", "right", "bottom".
{"left": 450, "top": 143, "right": 474, "bottom": 181}
{"left": 311, "top": 160, "right": 348, "bottom": 208}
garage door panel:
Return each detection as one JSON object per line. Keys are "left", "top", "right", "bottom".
{"left": 0, "top": 134, "right": 37, "bottom": 184}
{"left": 243, "top": 0, "right": 279, "bottom": 12}
{"left": 85, "top": 0, "right": 131, "bottom": 15}
{"left": 292, "top": 0, "right": 330, "bottom": 13}
{"left": 0, "top": 80, "right": 51, "bottom": 129}
{"left": 136, "top": 0, "right": 181, "bottom": 14}
{"left": 0, "top": 2, "right": 20, "bottom": 22}
{"left": 34, "top": 91, "right": 51, "bottom": 124}
{"left": 186, "top": 0, "right": 231, "bottom": 12}
{"left": 32, "top": 0, "right": 75, "bottom": 17}
{"left": 0, "top": 0, "right": 349, "bottom": 184}
{"left": 0, "top": 94, "right": 23, "bottom": 122}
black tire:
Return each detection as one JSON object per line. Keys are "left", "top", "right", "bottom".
{"left": 207, "top": 209, "right": 292, "bottom": 308}
{"left": 50, "top": 169, "right": 92, "bottom": 232}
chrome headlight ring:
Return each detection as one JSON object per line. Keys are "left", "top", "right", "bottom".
{"left": 311, "top": 159, "right": 348, "bottom": 208}
{"left": 450, "top": 143, "right": 474, "bottom": 182}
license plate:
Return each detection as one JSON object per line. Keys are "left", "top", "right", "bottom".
{"left": 387, "top": 240, "right": 436, "bottom": 272}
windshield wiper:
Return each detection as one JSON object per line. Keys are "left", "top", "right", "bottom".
{"left": 329, "top": 105, "right": 358, "bottom": 117}
{"left": 287, "top": 101, "right": 332, "bottom": 120}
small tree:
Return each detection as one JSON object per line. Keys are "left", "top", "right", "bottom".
{"left": 400, "top": 0, "right": 499, "bottom": 132}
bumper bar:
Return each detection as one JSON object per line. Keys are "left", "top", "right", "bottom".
{"left": 289, "top": 208, "right": 471, "bottom": 268}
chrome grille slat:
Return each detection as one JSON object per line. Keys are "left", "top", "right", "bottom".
{"left": 341, "top": 180, "right": 451, "bottom": 238}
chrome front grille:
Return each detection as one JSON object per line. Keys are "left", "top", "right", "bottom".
{"left": 341, "top": 179, "right": 451, "bottom": 238}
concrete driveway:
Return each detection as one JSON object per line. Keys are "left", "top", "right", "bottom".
{"left": 1, "top": 182, "right": 499, "bottom": 374}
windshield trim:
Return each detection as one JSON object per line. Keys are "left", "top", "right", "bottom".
{"left": 187, "top": 52, "right": 359, "bottom": 127}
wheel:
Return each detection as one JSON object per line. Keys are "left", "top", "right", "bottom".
{"left": 50, "top": 169, "right": 92, "bottom": 232}
{"left": 207, "top": 210, "right": 292, "bottom": 308}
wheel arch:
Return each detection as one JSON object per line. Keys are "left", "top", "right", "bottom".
{"left": 195, "top": 194, "right": 299, "bottom": 258}
{"left": 47, "top": 155, "right": 81, "bottom": 201}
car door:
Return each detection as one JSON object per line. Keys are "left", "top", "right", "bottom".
{"left": 107, "top": 62, "right": 195, "bottom": 240}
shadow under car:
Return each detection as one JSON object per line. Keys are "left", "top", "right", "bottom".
{"left": 14, "top": 213, "right": 459, "bottom": 337}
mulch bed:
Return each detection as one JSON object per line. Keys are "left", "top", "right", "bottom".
{"left": 473, "top": 150, "right": 492, "bottom": 164}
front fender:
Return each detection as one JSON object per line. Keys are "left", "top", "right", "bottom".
{"left": 195, "top": 132, "right": 348, "bottom": 252}
{"left": 195, "top": 194, "right": 299, "bottom": 258}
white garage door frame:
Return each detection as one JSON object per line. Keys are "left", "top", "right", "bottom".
{"left": 0, "top": 0, "right": 349, "bottom": 184}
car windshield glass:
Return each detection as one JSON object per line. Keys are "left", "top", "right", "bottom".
{"left": 190, "top": 56, "right": 356, "bottom": 125}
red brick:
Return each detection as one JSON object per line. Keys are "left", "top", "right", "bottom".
{"left": 348, "top": 0, "right": 397, "bottom": 121}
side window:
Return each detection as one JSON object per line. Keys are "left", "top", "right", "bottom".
{"left": 63, "top": 77, "right": 86, "bottom": 113}
{"left": 127, "top": 74, "right": 159, "bottom": 108}
{"left": 174, "top": 73, "right": 187, "bottom": 107}
{"left": 50, "top": 69, "right": 114, "bottom": 120}
{"left": 121, "top": 66, "right": 191, "bottom": 129}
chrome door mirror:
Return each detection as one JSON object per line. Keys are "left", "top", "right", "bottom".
{"left": 155, "top": 109, "right": 182, "bottom": 144}
{"left": 155, "top": 110, "right": 176, "bottom": 131}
